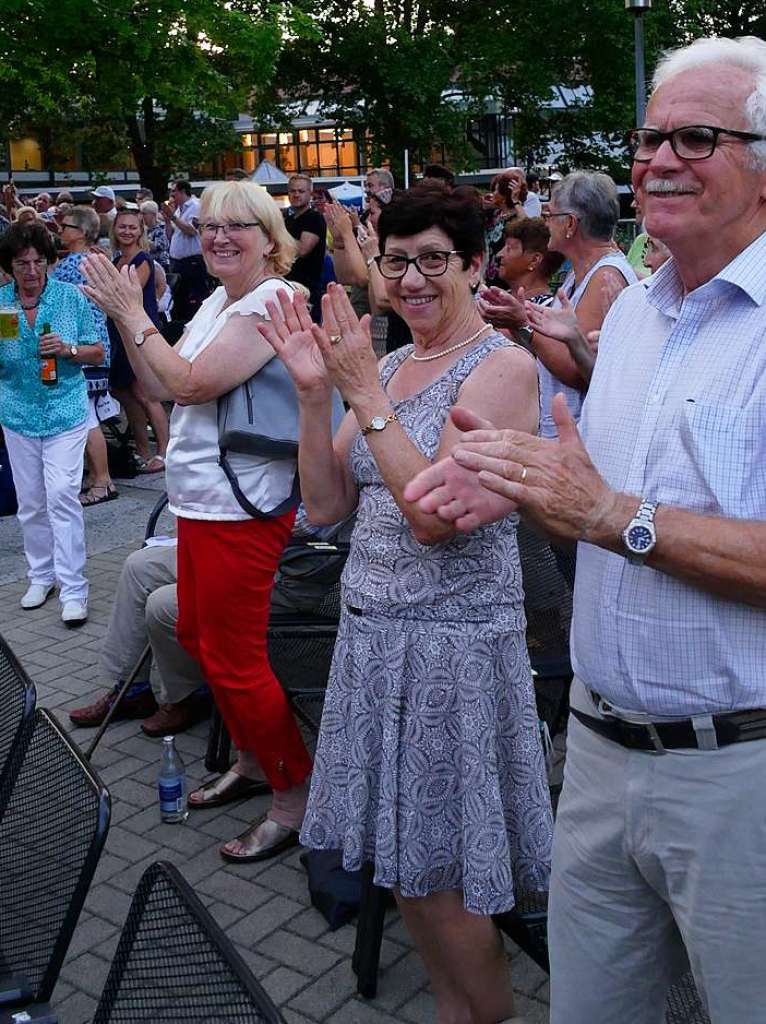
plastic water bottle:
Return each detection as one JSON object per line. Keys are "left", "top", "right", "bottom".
{"left": 158, "top": 736, "right": 188, "bottom": 823}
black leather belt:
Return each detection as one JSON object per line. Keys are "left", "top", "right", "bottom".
{"left": 571, "top": 702, "right": 766, "bottom": 752}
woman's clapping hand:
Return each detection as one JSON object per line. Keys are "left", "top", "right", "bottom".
{"left": 260, "top": 283, "right": 379, "bottom": 406}
{"left": 258, "top": 289, "right": 332, "bottom": 398}
{"left": 80, "top": 254, "right": 145, "bottom": 322}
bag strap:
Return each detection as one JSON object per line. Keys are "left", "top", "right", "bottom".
{"left": 218, "top": 449, "right": 300, "bottom": 520}
{"left": 216, "top": 277, "right": 300, "bottom": 520}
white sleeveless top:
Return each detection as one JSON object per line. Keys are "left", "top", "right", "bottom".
{"left": 538, "top": 251, "right": 638, "bottom": 438}
{"left": 166, "top": 281, "right": 297, "bottom": 521}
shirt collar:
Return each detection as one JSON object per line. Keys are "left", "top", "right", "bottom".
{"left": 645, "top": 228, "right": 766, "bottom": 317}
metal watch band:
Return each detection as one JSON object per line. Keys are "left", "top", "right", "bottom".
{"left": 360, "top": 412, "right": 397, "bottom": 436}
{"left": 635, "top": 499, "right": 658, "bottom": 525}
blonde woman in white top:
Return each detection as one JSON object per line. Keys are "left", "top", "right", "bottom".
{"left": 83, "top": 181, "right": 313, "bottom": 863}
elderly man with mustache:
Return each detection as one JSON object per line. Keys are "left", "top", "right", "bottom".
{"left": 406, "top": 35, "right": 766, "bottom": 1024}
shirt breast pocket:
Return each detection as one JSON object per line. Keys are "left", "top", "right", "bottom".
{"left": 674, "top": 401, "right": 760, "bottom": 517}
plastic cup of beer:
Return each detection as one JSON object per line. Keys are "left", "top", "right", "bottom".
{"left": 0, "top": 307, "right": 19, "bottom": 341}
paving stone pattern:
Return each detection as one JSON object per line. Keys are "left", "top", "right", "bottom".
{"left": 0, "top": 481, "right": 551, "bottom": 1023}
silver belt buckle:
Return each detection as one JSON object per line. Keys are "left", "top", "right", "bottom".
{"left": 597, "top": 696, "right": 667, "bottom": 755}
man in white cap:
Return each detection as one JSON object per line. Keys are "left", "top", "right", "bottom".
{"left": 90, "top": 185, "right": 117, "bottom": 248}
{"left": 90, "top": 185, "right": 117, "bottom": 221}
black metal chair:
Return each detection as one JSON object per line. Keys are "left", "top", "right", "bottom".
{"left": 0, "top": 709, "right": 110, "bottom": 1017}
{"left": 518, "top": 521, "right": 575, "bottom": 741}
{"left": 92, "top": 861, "right": 283, "bottom": 1023}
{"left": 0, "top": 632, "right": 37, "bottom": 795}
{"left": 205, "top": 538, "right": 348, "bottom": 773}
{"left": 665, "top": 972, "right": 711, "bottom": 1023}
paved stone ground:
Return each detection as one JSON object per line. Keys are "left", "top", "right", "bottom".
{"left": 0, "top": 477, "right": 551, "bottom": 1024}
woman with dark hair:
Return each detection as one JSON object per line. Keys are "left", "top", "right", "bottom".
{"left": 483, "top": 169, "right": 527, "bottom": 289}
{"left": 260, "top": 184, "right": 551, "bottom": 1024}
{"left": 0, "top": 222, "right": 104, "bottom": 624}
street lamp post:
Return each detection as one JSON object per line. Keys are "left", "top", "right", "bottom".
{"left": 626, "top": 0, "right": 652, "bottom": 126}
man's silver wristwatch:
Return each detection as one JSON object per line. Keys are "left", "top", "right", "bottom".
{"left": 622, "top": 499, "right": 659, "bottom": 564}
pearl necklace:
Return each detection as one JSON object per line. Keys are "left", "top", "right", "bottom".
{"left": 410, "top": 323, "right": 492, "bottom": 362}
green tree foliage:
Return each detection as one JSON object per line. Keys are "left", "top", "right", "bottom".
{"left": 4, "top": 0, "right": 766, "bottom": 187}
{"left": 256, "top": 0, "right": 479, "bottom": 179}
{"left": 0, "top": 0, "right": 282, "bottom": 194}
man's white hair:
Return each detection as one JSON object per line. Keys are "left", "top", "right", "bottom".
{"left": 652, "top": 36, "right": 766, "bottom": 169}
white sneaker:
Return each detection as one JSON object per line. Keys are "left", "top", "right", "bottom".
{"left": 20, "top": 583, "right": 55, "bottom": 610}
{"left": 61, "top": 601, "right": 88, "bottom": 627}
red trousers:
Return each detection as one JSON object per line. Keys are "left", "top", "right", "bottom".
{"left": 175, "top": 513, "right": 312, "bottom": 791}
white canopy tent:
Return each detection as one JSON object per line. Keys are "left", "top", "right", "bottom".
{"left": 250, "top": 159, "right": 289, "bottom": 185}
{"left": 328, "top": 181, "right": 364, "bottom": 208}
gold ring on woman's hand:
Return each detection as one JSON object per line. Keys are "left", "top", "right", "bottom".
{"left": 520, "top": 466, "right": 528, "bottom": 483}
{"left": 329, "top": 333, "right": 343, "bottom": 346}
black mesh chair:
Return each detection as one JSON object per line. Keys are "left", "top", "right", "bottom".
{"left": 205, "top": 538, "right": 347, "bottom": 773}
{"left": 518, "top": 521, "right": 575, "bottom": 740}
{"left": 0, "top": 632, "right": 36, "bottom": 795}
{"left": 0, "top": 709, "right": 110, "bottom": 1016}
{"left": 92, "top": 861, "right": 283, "bottom": 1023}
{"left": 665, "top": 972, "right": 711, "bottom": 1023}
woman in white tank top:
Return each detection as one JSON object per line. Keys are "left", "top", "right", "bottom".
{"left": 82, "top": 181, "right": 314, "bottom": 865}
{"left": 536, "top": 171, "right": 638, "bottom": 437}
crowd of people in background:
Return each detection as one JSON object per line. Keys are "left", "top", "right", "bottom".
{"left": 2, "top": 31, "right": 765, "bottom": 1023}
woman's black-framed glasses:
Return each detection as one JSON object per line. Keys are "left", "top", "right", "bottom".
{"left": 628, "top": 125, "right": 766, "bottom": 162}
{"left": 197, "top": 221, "right": 262, "bottom": 236}
{"left": 374, "top": 250, "right": 464, "bottom": 279}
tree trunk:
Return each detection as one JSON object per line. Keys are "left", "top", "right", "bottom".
{"left": 125, "top": 103, "right": 168, "bottom": 200}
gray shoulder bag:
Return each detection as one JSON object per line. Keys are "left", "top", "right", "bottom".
{"left": 217, "top": 283, "right": 346, "bottom": 519}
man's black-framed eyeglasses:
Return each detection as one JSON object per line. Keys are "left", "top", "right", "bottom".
{"left": 628, "top": 125, "right": 766, "bottom": 162}
{"left": 374, "top": 250, "right": 465, "bottom": 279}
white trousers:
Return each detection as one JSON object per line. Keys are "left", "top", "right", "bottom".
{"left": 4, "top": 419, "right": 89, "bottom": 604}
{"left": 549, "top": 677, "right": 766, "bottom": 1024}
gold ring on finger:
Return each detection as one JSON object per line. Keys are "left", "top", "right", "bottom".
{"left": 329, "top": 333, "right": 343, "bottom": 345}
{"left": 520, "top": 466, "right": 528, "bottom": 483}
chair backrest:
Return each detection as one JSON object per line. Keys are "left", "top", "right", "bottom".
{"left": 93, "top": 861, "right": 284, "bottom": 1023}
{"left": 0, "top": 708, "right": 110, "bottom": 1004}
{"left": 0, "top": 633, "right": 37, "bottom": 795}
{"left": 517, "top": 521, "right": 575, "bottom": 680}
{"left": 665, "top": 972, "right": 711, "bottom": 1023}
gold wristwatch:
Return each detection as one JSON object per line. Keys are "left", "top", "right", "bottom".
{"left": 361, "top": 412, "right": 397, "bottom": 436}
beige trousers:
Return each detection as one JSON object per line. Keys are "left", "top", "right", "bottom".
{"left": 549, "top": 677, "right": 766, "bottom": 1024}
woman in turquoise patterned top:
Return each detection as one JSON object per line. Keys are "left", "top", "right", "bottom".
{"left": 0, "top": 222, "right": 104, "bottom": 625}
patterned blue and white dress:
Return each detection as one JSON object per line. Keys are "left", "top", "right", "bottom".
{"left": 300, "top": 332, "right": 553, "bottom": 915}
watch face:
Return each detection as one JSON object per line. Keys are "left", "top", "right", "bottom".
{"left": 371, "top": 416, "right": 386, "bottom": 430}
{"left": 627, "top": 524, "right": 654, "bottom": 551}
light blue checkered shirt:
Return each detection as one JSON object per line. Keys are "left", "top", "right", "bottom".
{"left": 572, "top": 231, "right": 766, "bottom": 715}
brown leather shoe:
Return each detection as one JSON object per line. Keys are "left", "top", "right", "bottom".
{"left": 69, "top": 687, "right": 158, "bottom": 728}
{"left": 141, "top": 695, "right": 210, "bottom": 738}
